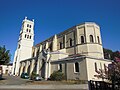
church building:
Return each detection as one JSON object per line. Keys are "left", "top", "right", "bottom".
{"left": 12, "top": 17, "right": 111, "bottom": 81}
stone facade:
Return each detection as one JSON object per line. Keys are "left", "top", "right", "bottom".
{"left": 1, "top": 63, "right": 13, "bottom": 75}
{"left": 12, "top": 17, "right": 34, "bottom": 75}
{"left": 12, "top": 18, "right": 111, "bottom": 81}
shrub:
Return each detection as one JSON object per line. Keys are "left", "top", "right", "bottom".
{"left": 31, "top": 72, "right": 39, "bottom": 80}
{"left": 50, "top": 70, "right": 65, "bottom": 81}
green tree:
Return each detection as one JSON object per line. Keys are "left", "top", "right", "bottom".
{"left": 113, "top": 51, "right": 120, "bottom": 59}
{"left": 0, "top": 45, "right": 11, "bottom": 65}
{"left": 103, "top": 48, "right": 120, "bottom": 60}
{"left": 108, "top": 61, "right": 120, "bottom": 89}
{"left": 103, "top": 48, "right": 114, "bottom": 60}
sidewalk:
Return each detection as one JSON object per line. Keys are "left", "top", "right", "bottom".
{"left": 0, "top": 84, "right": 88, "bottom": 90}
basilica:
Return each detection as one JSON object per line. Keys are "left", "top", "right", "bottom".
{"left": 12, "top": 17, "right": 111, "bottom": 81}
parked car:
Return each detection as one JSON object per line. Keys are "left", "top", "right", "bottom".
{"left": 34, "top": 76, "right": 43, "bottom": 81}
{"left": 21, "top": 73, "right": 29, "bottom": 79}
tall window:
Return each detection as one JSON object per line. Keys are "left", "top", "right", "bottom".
{"left": 97, "top": 36, "right": 100, "bottom": 44}
{"left": 26, "top": 29, "right": 28, "bottom": 32}
{"left": 25, "top": 34, "right": 27, "bottom": 38}
{"left": 18, "top": 44, "right": 21, "bottom": 49}
{"left": 27, "top": 35, "right": 29, "bottom": 39}
{"left": 75, "top": 62, "right": 79, "bottom": 72}
{"left": 90, "top": 35, "right": 94, "bottom": 43}
{"left": 81, "top": 36, "right": 84, "bottom": 44}
{"left": 49, "top": 42, "right": 53, "bottom": 51}
{"left": 95, "top": 62, "right": 97, "bottom": 72}
{"left": 59, "top": 42, "right": 62, "bottom": 49}
{"left": 29, "top": 29, "right": 31, "bottom": 33}
{"left": 63, "top": 36, "right": 65, "bottom": 48}
{"left": 27, "top": 24, "right": 29, "bottom": 27}
{"left": 43, "top": 44, "right": 46, "bottom": 49}
{"left": 29, "top": 25, "right": 31, "bottom": 28}
{"left": 58, "top": 64, "right": 62, "bottom": 71}
{"left": 30, "top": 36, "right": 31, "bottom": 39}
{"left": 69, "top": 38, "right": 72, "bottom": 47}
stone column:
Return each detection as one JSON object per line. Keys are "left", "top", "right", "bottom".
{"left": 18, "top": 63, "right": 22, "bottom": 75}
{"left": 30, "top": 59, "right": 35, "bottom": 75}
{"left": 19, "top": 62, "right": 25, "bottom": 76}
{"left": 46, "top": 54, "right": 51, "bottom": 78}
{"left": 39, "top": 45, "right": 42, "bottom": 52}
{"left": 53, "top": 35, "right": 57, "bottom": 51}
{"left": 24, "top": 61, "right": 29, "bottom": 73}
{"left": 36, "top": 59, "right": 40, "bottom": 74}
{"left": 48, "top": 56, "right": 51, "bottom": 78}
{"left": 46, "top": 41, "right": 49, "bottom": 49}
{"left": 44, "top": 61, "right": 48, "bottom": 80}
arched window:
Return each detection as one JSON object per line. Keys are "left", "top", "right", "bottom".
{"left": 29, "top": 25, "right": 31, "bottom": 28}
{"left": 95, "top": 62, "right": 97, "bottom": 72}
{"left": 27, "top": 35, "right": 29, "bottom": 39}
{"left": 49, "top": 42, "right": 53, "bottom": 51}
{"left": 26, "top": 29, "right": 28, "bottom": 32}
{"left": 58, "top": 64, "right": 62, "bottom": 71}
{"left": 43, "top": 44, "right": 46, "bottom": 49}
{"left": 75, "top": 62, "right": 79, "bottom": 72}
{"left": 29, "top": 29, "right": 31, "bottom": 33}
{"left": 97, "top": 36, "right": 100, "bottom": 44}
{"left": 27, "top": 24, "right": 29, "bottom": 27}
{"left": 30, "top": 36, "right": 31, "bottom": 39}
{"left": 104, "top": 64, "right": 107, "bottom": 71}
{"left": 59, "top": 42, "right": 62, "bottom": 49}
{"left": 90, "top": 35, "right": 94, "bottom": 43}
{"left": 81, "top": 36, "right": 84, "bottom": 44}
{"left": 69, "top": 38, "right": 72, "bottom": 47}
{"left": 18, "top": 44, "right": 20, "bottom": 49}
{"left": 25, "top": 34, "right": 27, "bottom": 38}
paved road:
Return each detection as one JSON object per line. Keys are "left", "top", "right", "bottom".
{"left": 0, "top": 75, "right": 30, "bottom": 85}
{"left": 0, "top": 75, "right": 88, "bottom": 90}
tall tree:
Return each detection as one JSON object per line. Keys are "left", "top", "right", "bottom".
{"left": 103, "top": 48, "right": 114, "bottom": 60}
{"left": 103, "top": 48, "right": 120, "bottom": 60}
{"left": 0, "top": 45, "right": 11, "bottom": 65}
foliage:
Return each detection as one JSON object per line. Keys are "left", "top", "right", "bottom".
{"left": 94, "top": 59, "right": 120, "bottom": 84}
{"left": 108, "top": 61, "right": 120, "bottom": 84}
{"left": 0, "top": 45, "right": 11, "bottom": 65}
{"left": 50, "top": 70, "right": 65, "bottom": 81}
{"left": 30, "top": 72, "right": 39, "bottom": 80}
{"left": 94, "top": 65, "right": 108, "bottom": 81}
{"left": 103, "top": 48, "right": 113, "bottom": 60}
{"left": 103, "top": 48, "right": 120, "bottom": 60}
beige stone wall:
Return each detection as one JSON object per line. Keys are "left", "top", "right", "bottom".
{"left": 75, "top": 23, "right": 104, "bottom": 58}
{"left": 57, "top": 36, "right": 64, "bottom": 49}
{"left": 66, "top": 31, "right": 74, "bottom": 47}
{"left": 85, "top": 58, "right": 111, "bottom": 81}
{"left": 51, "top": 58, "right": 111, "bottom": 81}
{"left": 34, "top": 22, "right": 104, "bottom": 59}
{"left": 50, "top": 59, "right": 88, "bottom": 80}
{"left": 66, "top": 60, "right": 88, "bottom": 80}
{"left": 76, "top": 26, "right": 85, "bottom": 45}
{"left": 51, "top": 64, "right": 58, "bottom": 74}
{"left": 2, "top": 65, "right": 13, "bottom": 74}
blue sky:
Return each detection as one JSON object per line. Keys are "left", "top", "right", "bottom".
{"left": 0, "top": 0, "right": 120, "bottom": 62}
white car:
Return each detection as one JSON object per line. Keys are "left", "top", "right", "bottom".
{"left": 35, "top": 76, "right": 43, "bottom": 81}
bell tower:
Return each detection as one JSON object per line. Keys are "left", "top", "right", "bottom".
{"left": 12, "top": 17, "right": 34, "bottom": 75}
